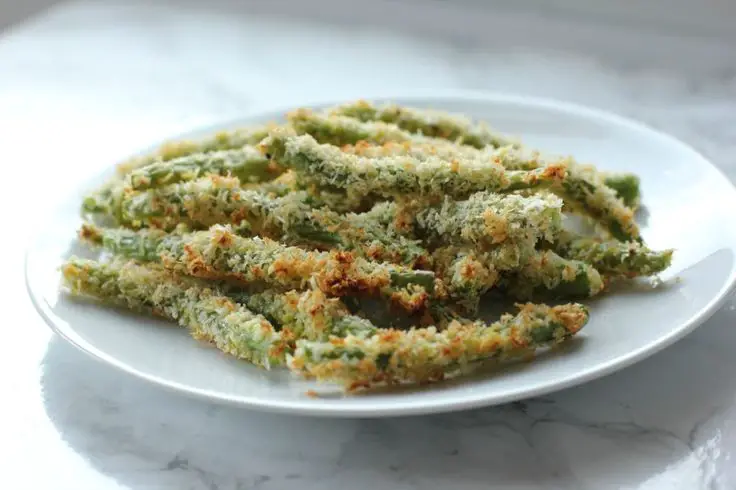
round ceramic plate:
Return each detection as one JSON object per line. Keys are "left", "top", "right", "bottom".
{"left": 26, "top": 91, "right": 736, "bottom": 417}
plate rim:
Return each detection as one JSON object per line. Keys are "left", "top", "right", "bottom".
{"left": 26, "top": 89, "right": 736, "bottom": 417}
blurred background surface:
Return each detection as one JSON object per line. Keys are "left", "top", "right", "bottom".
{"left": 2, "top": 0, "right": 736, "bottom": 36}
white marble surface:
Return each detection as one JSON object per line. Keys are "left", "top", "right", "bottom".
{"left": 2, "top": 1, "right": 736, "bottom": 488}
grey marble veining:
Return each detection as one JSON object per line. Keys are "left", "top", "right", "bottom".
{"left": 36, "top": 314, "right": 736, "bottom": 489}
{"left": 2, "top": 1, "right": 736, "bottom": 488}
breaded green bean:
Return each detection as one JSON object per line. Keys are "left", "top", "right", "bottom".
{"left": 82, "top": 174, "right": 290, "bottom": 222}
{"left": 431, "top": 246, "right": 500, "bottom": 312}
{"left": 340, "top": 139, "right": 541, "bottom": 179}
{"left": 553, "top": 231, "right": 672, "bottom": 278}
{"left": 555, "top": 175, "right": 639, "bottom": 242}
{"left": 289, "top": 302, "right": 589, "bottom": 389}
{"left": 328, "top": 100, "right": 517, "bottom": 148}
{"left": 85, "top": 126, "right": 279, "bottom": 214}
{"left": 236, "top": 289, "right": 378, "bottom": 340}
{"left": 306, "top": 206, "right": 432, "bottom": 268}
{"left": 335, "top": 133, "right": 638, "bottom": 241}
{"left": 127, "top": 146, "right": 283, "bottom": 190}
{"left": 258, "top": 170, "right": 299, "bottom": 197}
{"left": 260, "top": 130, "right": 568, "bottom": 206}
{"left": 366, "top": 191, "right": 563, "bottom": 250}
{"left": 289, "top": 109, "right": 520, "bottom": 159}
{"left": 430, "top": 238, "right": 540, "bottom": 313}
{"left": 498, "top": 158, "right": 640, "bottom": 241}
{"left": 502, "top": 250, "right": 605, "bottom": 300}
{"left": 603, "top": 172, "right": 641, "bottom": 210}
{"left": 82, "top": 181, "right": 126, "bottom": 221}
{"left": 80, "top": 224, "right": 436, "bottom": 312}
{"left": 341, "top": 139, "right": 477, "bottom": 160}
{"left": 118, "top": 176, "right": 431, "bottom": 267}
{"left": 61, "top": 98, "right": 678, "bottom": 392}
{"left": 61, "top": 257, "right": 288, "bottom": 368}
{"left": 288, "top": 109, "right": 414, "bottom": 146}
{"left": 118, "top": 175, "right": 313, "bottom": 231}
{"left": 85, "top": 122, "right": 276, "bottom": 216}
{"left": 116, "top": 125, "right": 276, "bottom": 175}
{"left": 364, "top": 141, "right": 639, "bottom": 241}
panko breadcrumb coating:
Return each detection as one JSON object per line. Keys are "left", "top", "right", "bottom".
{"left": 328, "top": 99, "right": 517, "bottom": 149}
{"left": 116, "top": 124, "right": 277, "bottom": 175}
{"left": 126, "top": 145, "right": 283, "bottom": 190}
{"left": 367, "top": 191, "right": 563, "bottom": 250}
{"left": 260, "top": 129, "right": 567, "bottom": 208}
{"left": 61, "top": 258, "right": 287, "bottom": 368}
{"left": 552, "top": 230, "right": 672, "bottom": 278}
{"left": 289, "top": 302, "right": 589, "bottom": 390}
{"left": 502, "top": 250, "right": 605, "bottom": 300}
{"left": 79, "top": 223, "right": 436, "bottom": 313}
{"left": 87, "top": 176, "right": 430, "bottom": 268}
{"left": 65, "top": 99, "right": 673, "bottom": 393}
{"left": 291, "top": 108, "right": 640, "bottom": 239}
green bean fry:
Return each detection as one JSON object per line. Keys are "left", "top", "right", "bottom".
{"left": 63, "top": 99, "right": 673, "bottom": 392}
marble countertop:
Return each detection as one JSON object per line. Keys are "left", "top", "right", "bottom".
{"left": 2, "top": 1, "right": 736, "bottom": 488}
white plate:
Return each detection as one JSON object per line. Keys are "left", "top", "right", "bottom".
{"left": 26, "top": 91, "right": 736, "bottom": 417}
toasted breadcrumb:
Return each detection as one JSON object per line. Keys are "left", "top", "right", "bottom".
{"left": 66, "top": 100, "right": 674, "bottom": 393}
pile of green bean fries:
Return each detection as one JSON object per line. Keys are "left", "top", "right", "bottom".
{"left": 61, "top": 100, "right": 673, "bottom": 391}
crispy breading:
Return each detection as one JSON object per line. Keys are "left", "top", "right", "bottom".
{"left": 289, "top": 302, "right": 589, "bottom": 389}
{"left": 61, "top": 258, "right": 287, "bottom": 368}
{"left": 65, "top": 100, "right": 674, "bottom": 393}
{"left": 80, "top": 224, "right": 436, "bottom": 313}
{"left": 261, "top": 129, "right": 567, "bottom": 207}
